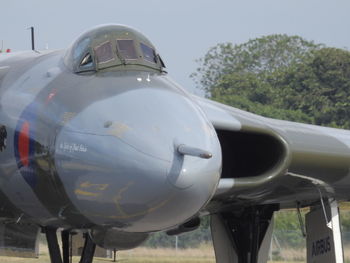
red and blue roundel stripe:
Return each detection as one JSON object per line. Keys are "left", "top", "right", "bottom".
{"left": 14, "top": 103, "right": 38, "bottom": 187}
{"left": 18, "top": 121, "right": 30, "bottom": 166}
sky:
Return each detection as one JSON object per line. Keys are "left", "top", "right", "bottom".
{"left": 1, "top": 0, "right": 350, "bottom": 95}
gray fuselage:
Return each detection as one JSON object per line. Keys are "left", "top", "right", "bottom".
{"left": 0, "top": 49, "right": 221, "bottom": 233}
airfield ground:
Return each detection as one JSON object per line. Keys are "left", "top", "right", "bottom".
{"left": 0, "top": 243, "right": 349, "bottom": 262}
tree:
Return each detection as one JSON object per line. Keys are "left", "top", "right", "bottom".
{"left": 273, "top": 210, "right": 305, "bottom": 248}
{"left": 192, "top": 35, "right": 350, "bottom": 128}
{"left": 191, "top": 34, "right": 321, "bottom": 95}
{"left": 273, "top": 47, "right": 350, "bottom": 128}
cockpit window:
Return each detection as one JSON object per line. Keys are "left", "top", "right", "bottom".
{"left": 94, "top": 41, "right": 114, "bottom": 64}
{"left": 80, "top": 53, "right": 93, "bottom": 67}
{"left": 117, "top": 39, "right": 138, "bottom": 60}
{"left": 66, "top": 25, "right": 166, "bottom": 73}
{"left": 158, "top": 55, "right": 166, "bottom": 68}
{"left": 73, "top": 38, "right": 90, "bottom": 61}
{"left": 140, "top": 43, "right": 157, "bottom": 63}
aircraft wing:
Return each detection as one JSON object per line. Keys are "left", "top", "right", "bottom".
{"left": 194, "top": 95, "right": 350, "bottom": 212}
{"left": 192, "top": 95, "right": 349, "bottom": 262}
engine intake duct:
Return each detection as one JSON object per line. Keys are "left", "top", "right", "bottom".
{"left": 217, "top": 130, "right": 286, "bottom": 179}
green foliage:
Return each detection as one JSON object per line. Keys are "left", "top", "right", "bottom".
{"left": 211, "top": 73, "right": 312, "bottom": 123}
{"left": 192, "top": 34, "right": 350, "bottom": 128}
{"left": 191, "top": 34, "right": 321, "bottom": 95}
{"left": 275, "top": 48, "right": 350, "bottom": 128}
{"left": 341, "top": 211, "right": 350, "bottom": 232}
{"left": 273, "top": 211, "right": 305, "bottom": 248}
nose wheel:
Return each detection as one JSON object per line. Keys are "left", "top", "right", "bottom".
{"left": 44, "top": 227, "right": 96, "bottom": 263}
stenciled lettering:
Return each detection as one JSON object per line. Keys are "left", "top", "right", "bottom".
{"left": 311, "top": 236, "right": 331, "bottom": 257}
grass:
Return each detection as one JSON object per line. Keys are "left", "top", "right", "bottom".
{"left": 2, "top": 243, "right": 350, "bottom": 263}
{"left": 0, "top": 244, "right": 216, "bottom": 263}
{"left": 115, "top": 245, "right": 215, "bottom": 263}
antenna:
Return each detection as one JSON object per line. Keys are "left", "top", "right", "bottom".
{"left": 27, "top": 26, "right": 35, "bottom": 51}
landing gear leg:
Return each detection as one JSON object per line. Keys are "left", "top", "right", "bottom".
{"left": 45, "top": 228, "right": 87, "bottom": 263}
{"left": 45, "top": 227, "right": 63, "bottom": 263}
{"left": 79, "top": 233, "right": 96, "bottom": 263}
{"left": 210, "top": 205, "right": 278, "bottom": 263}
{"left": 61, "top": 230, "right": 70, "bottom": 263}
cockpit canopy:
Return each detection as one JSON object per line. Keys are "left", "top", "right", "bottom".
{"left": 64, "top": 24, "right": 165, "bottom": 73}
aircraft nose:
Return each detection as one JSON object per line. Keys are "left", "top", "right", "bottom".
{"left": 54, "top": 81, "right": 221, "bottom": 231}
